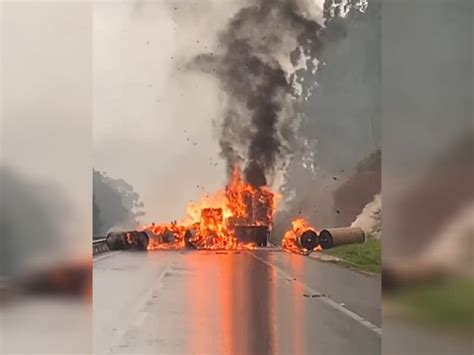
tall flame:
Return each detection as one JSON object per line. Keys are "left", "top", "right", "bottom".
{"left": 142, "top": 167, "right": 278, "bottom": 250}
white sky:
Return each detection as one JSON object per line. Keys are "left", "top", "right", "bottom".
{"left": 93, "top": 1, "right": 243, "bottom": 222}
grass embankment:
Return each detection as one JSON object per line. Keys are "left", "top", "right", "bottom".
{"left": 391, "top": 277, "right": 474, "bottom": 335}
{"left": 322, "top": 239, "right": 381, "bottom": 273}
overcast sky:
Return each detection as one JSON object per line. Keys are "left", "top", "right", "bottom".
{"left": 2, "top": 2, "right": 92, "bottom": 263}
{"left": 94, "top": 1, "right": 233, "bottom": 223}
{"left": 93, "top": 0, "right": 326, "bottom": 223}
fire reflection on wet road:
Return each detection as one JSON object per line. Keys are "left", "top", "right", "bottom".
{"left": 93, "top": 250, "right": 380, "bottom": 354}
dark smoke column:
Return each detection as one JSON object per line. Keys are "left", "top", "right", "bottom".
{"left": 191, "top": 0, "right": 326, "bottom": 188}
{"left": 244, "top": 60, "right": 289, "bottom": 187}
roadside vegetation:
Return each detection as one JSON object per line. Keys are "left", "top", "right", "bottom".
{"left": 322, "top": 239, "right": 381, "bottom": 273}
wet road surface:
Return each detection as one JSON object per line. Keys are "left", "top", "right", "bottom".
{"left": 94, "top": 250, "right": 381, "bottom": 354}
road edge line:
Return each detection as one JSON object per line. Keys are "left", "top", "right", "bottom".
{"left": 248, "top": 251, "right": 382, "bottom": 336}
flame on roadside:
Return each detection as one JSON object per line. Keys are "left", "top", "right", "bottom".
{"left": 282, "top": 217, "right": 322, "bottom": 255}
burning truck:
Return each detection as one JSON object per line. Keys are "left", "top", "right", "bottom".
{"left": 106, "top": 167, "right": 276, "bottom": 251}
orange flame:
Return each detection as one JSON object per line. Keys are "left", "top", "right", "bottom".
{"left": 282, "top": 217, "right": 321, "bottom": 254}
{"left": 142, "top": 167, "right": 277, "bottom": 250}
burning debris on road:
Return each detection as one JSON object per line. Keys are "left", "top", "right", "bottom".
{"left": 107, "top": 167, "right": 277, "bottom": 251}
{"left": 282, "top": 217, "right": 322, "bottom": 255}
{"left": 105, "top": 168, "right": 366, "bottom": 255}
{"left": 281, "top": 218, "right": 366, "bottom": 255}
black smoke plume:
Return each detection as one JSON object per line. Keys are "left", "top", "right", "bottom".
{"left": 191, "top": 0, "right": 328, "bottom": 187}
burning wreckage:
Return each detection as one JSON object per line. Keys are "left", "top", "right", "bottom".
{"left": 106, "top": 168, "right": 275, "bottom": 252}
{"left": 281, "top": 219, "right": 366, "bottom": 255}
{"left": 106, "top": 168, "right": 365, "bottom": 254}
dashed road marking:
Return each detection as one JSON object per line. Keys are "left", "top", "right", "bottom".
{"left": 248, "top": 251, "right": 382, "bottom": 336}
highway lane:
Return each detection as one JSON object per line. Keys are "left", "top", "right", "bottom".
{"left": 254, "top": 251, "right": 381, "bottom": 327}
{"left": 94, "top": 250, "right": 381, "bottom": 354}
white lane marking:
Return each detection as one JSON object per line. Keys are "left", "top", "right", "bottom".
{"left": 248, "top": 251, "right": 382, "bottom": 336}
{"left": 93, "top": 251, "right": 122, "bottom": 262}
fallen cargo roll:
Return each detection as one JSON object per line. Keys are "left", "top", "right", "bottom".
{"left": 106, "top": 232, "right": 133, "bottom": 251}
{"left": 136, "top": 231, "right": 149, "bottom": 251}
{"left": 318, "top": 227, "right": 365, "bottom": 249}
{"left": 105, "top": 232, "right": 134, "bottom": 250}
{"left": 105, "top": 232, "right": 118, "bottom": 250}
{"left": 106, "top": 231, "right": 149, "bottom": 251}
{"left": 298, "top": 229, "right": 319, "bottom": 251}
{"left": 184, "top": 227, "right": 199, "bottom": 249}
{"left": 160, "top": 230, "right": 176, "bottom": 244}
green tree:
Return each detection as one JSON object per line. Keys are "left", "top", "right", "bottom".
{"left": 92, "top": 170, "right": 145, "bottom": 237}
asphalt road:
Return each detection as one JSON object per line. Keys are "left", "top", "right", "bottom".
{"left": 93, "top": 250, "right": 381, "bottom": 355}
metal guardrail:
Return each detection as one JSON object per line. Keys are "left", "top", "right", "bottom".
{"left": 92, "top": 236, "right": 280, "bottom": 256}
{"left": 93, "top": 237, "right": 109, "bottom": 256}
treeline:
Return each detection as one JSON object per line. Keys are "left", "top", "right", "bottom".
{"left": 93, "top": 170, "right": 144, "bottom": 238}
